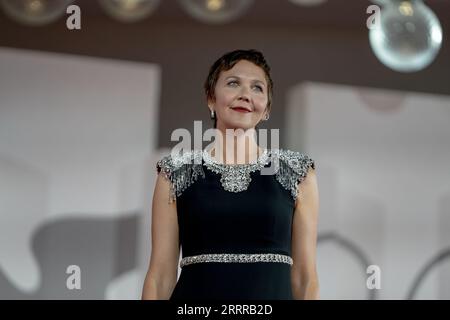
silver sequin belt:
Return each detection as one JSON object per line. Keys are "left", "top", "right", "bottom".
{"left": 180, "top": 253, "right": 293, "bottom": 268}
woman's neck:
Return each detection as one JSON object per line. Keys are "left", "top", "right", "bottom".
{"left": 207, "top": 128, "right": 264, "bottom": 165}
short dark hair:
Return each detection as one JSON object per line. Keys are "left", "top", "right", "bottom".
{"left": 204, "top": 49, "right": 273, "bottom": 128}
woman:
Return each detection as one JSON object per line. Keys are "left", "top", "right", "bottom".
{"left": 141, "top": 49, "right": 320, "bottom": 300}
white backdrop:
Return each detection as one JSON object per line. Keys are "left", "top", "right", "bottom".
{"left": 0, "top": 47, "right": 160, "bottom": 299}
{"left": 286, "top": 82, "right": 450, "bottom": 299}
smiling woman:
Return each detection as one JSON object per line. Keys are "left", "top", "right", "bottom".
{"left": 142, "top": 49, "right": 320, "bottom": 300}
{"left": 210, "top": 59, "right": 269, "bottom": 133}
{"left": 205, "top": 50, "right": 273, "bottom": 131}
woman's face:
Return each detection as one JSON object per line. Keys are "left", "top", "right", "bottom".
{"left": 210, "top": 59, "right": 269, "bottom": 131}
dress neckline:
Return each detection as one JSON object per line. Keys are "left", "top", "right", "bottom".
{"left": 201, "top": 148, "right": 270, "bottom": 192}
{"left": 202, "top": 148, "right": 269, "bottom": 167}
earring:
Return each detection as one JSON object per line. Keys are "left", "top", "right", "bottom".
{"left": 263, "top": 113, "right": 270, "bottom": 121}
{"left": 210, "top": 109, "right": 216, "bottom": 119}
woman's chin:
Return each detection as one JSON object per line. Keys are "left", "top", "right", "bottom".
{"left": 224, "top": 121, "right": 256, "bottom": 131}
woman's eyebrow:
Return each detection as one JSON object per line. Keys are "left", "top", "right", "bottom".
{"left": 225, "top": 76, "right": 266, "bottom": 86}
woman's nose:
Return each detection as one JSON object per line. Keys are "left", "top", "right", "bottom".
{"left": 238, "top": 86, "right": 251, "bottom": 101}
{"left": 238, "top": 94, "right": 250, "bottom": 102}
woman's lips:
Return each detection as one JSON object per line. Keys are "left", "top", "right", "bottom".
{"left": 231, "top": 107, "right": 251, "bottom": 113}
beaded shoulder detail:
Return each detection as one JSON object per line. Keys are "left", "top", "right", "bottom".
{"left": 156, "top": 150, "right": 205, "bottom": 204}
{"left": 156, "top": 149, "right": 315, "bottom": 204}
{"left": 270, "top": 149, "right": 316, "bottom": 202}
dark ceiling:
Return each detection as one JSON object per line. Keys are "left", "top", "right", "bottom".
{"left": 71, "top": 0, "right": 450, "bottom": 28}
{"left": 1, "top": 0, "right": 450, "bottom": 28}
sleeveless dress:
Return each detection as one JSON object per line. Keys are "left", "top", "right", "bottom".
{"left": 156, "top": 148, "right": 315, "bottom": 300}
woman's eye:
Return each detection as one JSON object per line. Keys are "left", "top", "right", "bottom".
{"left": 227, "top": 81, "right": 263, "bottom": 92}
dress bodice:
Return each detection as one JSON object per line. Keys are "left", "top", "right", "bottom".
{"left": 155, "top": 148, "right": 315, "bottom": 300}
{"left": 156, "top": 148, "right": 315, "bottom": 257}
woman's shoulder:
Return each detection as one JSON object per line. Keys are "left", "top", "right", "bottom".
{"left": 268, "top": 148, "right": 316, "bottom": 202}
{"left": 155, "top": 149, "right": 205, "bottom": 203}
{"left": 156, "top": 149, "right": 203, "bottom": 174}
{"left": 269, "top": 148, "right": 316, "bottom": 171}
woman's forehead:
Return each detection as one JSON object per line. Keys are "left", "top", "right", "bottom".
{"left": 220, "top": 61, "right": 267, "bottom": 82}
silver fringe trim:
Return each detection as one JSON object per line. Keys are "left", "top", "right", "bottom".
{"left": 156, "top": 149, "right": 315, "bottom": 203}
{"left": 156, "top": 150, "right": 205, "bottom": 204}
{"left": 180, "top": 253, "right": 293, "bottom": 268}
{"left": 271, "top": 149, "right": 316, "bottom": 202}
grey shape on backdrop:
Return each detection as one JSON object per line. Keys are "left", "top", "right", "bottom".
{"left": 1, "top": 216, "right": 382, "bottom": 299}
{"left": 318, "top": 232, "right": 377, "bottom": 300}
{"left": 0, "top": 213, "right": 139, "bottom": 299}
{"left": 406, "top": 195, "right": 450, "bottom": 299}
{"left": 407, "top": 249, "right": 450, "bottom": 299}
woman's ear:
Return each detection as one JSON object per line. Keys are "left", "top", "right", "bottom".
{"left": 207, "top": 95, "right": 215, "bottom": 106}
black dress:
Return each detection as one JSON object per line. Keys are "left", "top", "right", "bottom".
{"left": 156, "top": 148, "right": 315, "bottom": 300}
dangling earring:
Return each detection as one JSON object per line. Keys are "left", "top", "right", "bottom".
{"left": 263, "top": 113, "right": 270, "bottom": 121}
{"left": 210, "top": 109, "right": 216, "bottom": 119}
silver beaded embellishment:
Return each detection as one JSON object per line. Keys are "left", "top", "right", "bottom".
{"left": 271, "top": 149, "right": 316, "bottom": 202}
{"left": 202, "top": 148, "right": 270, "bottom": 193}
{"left": 156, "top": 150, "right": 205, "bottom": 204}
{"left": 180, "top": 253, "right": 293, "bottom": 268}
{"left": 156, "top": 149, "right": 315, "bottom": 203}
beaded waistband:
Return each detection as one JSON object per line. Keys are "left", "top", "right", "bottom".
{"left": 180, "top": 253, "right": 293, "bottom": 268}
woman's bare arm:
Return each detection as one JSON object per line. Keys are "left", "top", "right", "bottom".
{"left": 141, "top": 173, "right": 180, "bottom": 300}
{"left": 290, "top": 167, "right": 320, "bottom": 300}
